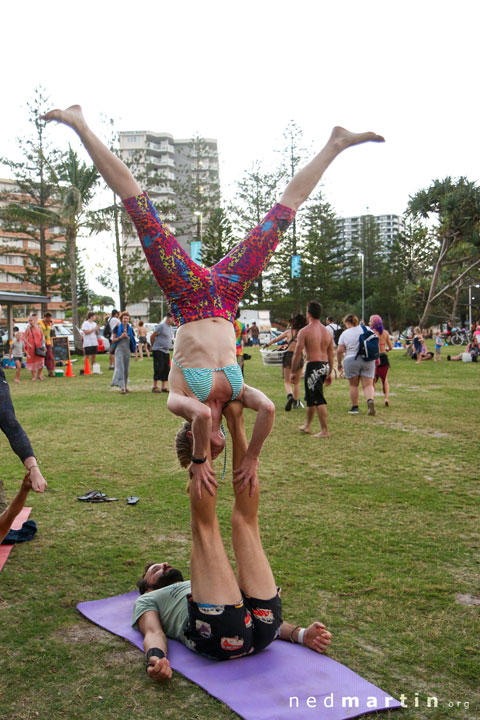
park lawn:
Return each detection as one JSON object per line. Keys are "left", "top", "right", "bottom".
{"left": 0, "top": 347, "right": 478, "bottom": 720}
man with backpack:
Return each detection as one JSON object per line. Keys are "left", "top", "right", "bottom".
{"left": 290, "top": 301, "right": 334, "bottom": 438}
{"left": 325, "top": 316, "right": 343, "bottom": 379}
{"left": 336, "top": 313, "right": 379, "bottom": 416}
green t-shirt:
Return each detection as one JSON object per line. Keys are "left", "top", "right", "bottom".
{"left": 132, "top": 581, "right": 191, "bottom": 644}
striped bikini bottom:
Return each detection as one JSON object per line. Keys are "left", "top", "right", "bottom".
{"left": 172, "top": 358, "right": 243, "bottom": 402}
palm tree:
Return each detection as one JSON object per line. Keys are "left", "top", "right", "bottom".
{"left": 50, "top": 147, "right": 99, "bottom": 352}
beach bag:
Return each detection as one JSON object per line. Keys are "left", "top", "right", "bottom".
{"left": 356, "top": 324, "right": 379, "bottom": 361}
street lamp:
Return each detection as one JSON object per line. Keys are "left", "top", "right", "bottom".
{"left": 191, "top": 211, "right": 203, "bottom": 265}
{"left": 358, "top": 252, "right": 365, "bottom": 321}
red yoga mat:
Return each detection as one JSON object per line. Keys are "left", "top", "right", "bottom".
{"left": 0, "top": 506, "right": 32, "bottom": 571}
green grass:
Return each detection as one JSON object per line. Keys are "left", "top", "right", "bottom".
{"left": 0, "top": 347, "right": 479, "bottom": 720}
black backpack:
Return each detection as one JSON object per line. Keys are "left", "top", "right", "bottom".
{"left": 356, "top": 323, "right": 379, "bottom": 361}
{"left": 328, "top": 324, "right": 343, "bottom": 345}
{"left": 103, "top": 316, "right": 112, "bottom": 339}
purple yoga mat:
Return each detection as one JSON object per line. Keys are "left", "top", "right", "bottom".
{"left": 77, "top": 591, "right": 401, "bottom": 720}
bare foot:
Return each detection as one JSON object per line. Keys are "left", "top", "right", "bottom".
{"left": 41, "top": 104, "right": 86, "bottom": 133}
{"left": 313, "top": 431, "right": 329, "bottom": 438}
{"left": 330, "top": 126, "right": 385, "bottom": 152}
{"left": 14, "top": 379, "right": 20, "bottom": 383}
{"left": 38, "top": 375, "right": 44, "bottom": 381}
{"left": 28, "top": 467, "right": 47, "bottom": 493}
{"left": 303, "top": 622, "right": 332, "bottom": 654}
{"left": 298, "top": 425, "right": 311, "bottom": 434}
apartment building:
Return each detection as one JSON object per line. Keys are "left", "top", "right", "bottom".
{"left": 335, "top": 213, "right": 403, "bottom": 252}
{"left": 0, "top": 179, "right": 67, "bottom": 319}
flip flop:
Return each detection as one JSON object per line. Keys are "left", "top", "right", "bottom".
{"left": 90, "top": 495, "right": 119, "bottom": 503}
{"left": 77, "top": 490, "right": 106, "bottom": 502}
{"left": 127, "top": 496, "right": 140, "bottom": 505}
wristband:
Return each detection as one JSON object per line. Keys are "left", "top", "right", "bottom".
{"left": 297, "top": 628, "right": 306, "bottom": 645}
{"left": 146, "top": 647, "right": 165, "bottom": 672}
{"left": 289, "top": 625, "right": 301, "bottom": 643}
{"left": 191, "top": 456, "right": 207, "bottom": 464}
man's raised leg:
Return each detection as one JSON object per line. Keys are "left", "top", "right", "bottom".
{"left": 42, "top": 106, "right": 141, "bottom": 200}
{"left": 225, "top": 404, "right": 277, "bottom": 599}
{"left": 280, "top": 127, "right": 385, "bottom": 212}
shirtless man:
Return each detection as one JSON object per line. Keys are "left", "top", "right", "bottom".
{"left": 290, "top": 301, "right": 333, "bottom": 438}
{"left": 42, "top": 105, "right": 384, "bottom": 494}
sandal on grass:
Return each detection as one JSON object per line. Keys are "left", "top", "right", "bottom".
{"left": 127, "top": 496, "right": 140, "bottom": 505}
{"left": 77, "top": 490, "right": 106, "bottom": 502}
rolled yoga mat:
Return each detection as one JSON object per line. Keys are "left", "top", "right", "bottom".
{"left": 77, "top": 591, "right": 401, "bottom": 720}
{"left": 0, "top": 506, "right": 32, "bottom": 572}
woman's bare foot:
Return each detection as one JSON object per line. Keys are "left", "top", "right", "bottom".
{"left": 41, "top": 104, "right": 87, "bottom": 133}
{"left": 298, "top": 425, "right": 311, "bottom": 434}
{"left": 330, "top": 126, "right": 385, "bottom": 152}
{"left": 313, "top": 431, "right": 329, "bottom": 438}
{"left": 28, "top": 467, "right": 47, "bottom": 493}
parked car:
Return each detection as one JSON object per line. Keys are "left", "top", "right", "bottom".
{"left": 98, "top": 328, "right": 110, "bottom": 353}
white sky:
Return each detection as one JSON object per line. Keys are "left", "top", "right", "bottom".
{"left": 1, "top": 0, "right": 479, "bottom": 300}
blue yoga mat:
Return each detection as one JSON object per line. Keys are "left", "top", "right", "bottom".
{"left": 77, "top": 591, "right": 401, "bottom": 719}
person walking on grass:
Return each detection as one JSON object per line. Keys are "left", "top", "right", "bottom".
{"left": 151, "top": 313, "right": 175, "bottom": 393}
{"left": 111, "top": 311, "right": 136, "bottom": 394}
{"left": 137, "top": 320, "right": 150, "bottom": 361}
{"left": 337, "top": 313, "right": 376, "bottom": 416}
{"left": 265, "top": 314, "right": 306, "bottom": 411}
{"left": 39, "top": 311, "right": 55, "bottom": 378}
{"left": 290, "top": 301, "right": 333, "bottom": 438}
{"left": 81, "top": 311, "right": 99, "bottom": 371}
{"left": 23, "top": 313, "right": 45, "bottom": 382}
{"left": 369, "top": 314, "right": 393, "bottom": 407}
{"left": 9, "top": 331, "right": 24, "bottom": 384}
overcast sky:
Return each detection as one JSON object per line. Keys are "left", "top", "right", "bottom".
{"left": 2, "top": 0, "right": 479, "bottom": 300}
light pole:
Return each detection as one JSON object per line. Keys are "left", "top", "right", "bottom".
{"left": 192, "top": 210, "right": 203, "bottom": 265}
{"left": 358, "top": 252, "right": 365, "bottom": 321}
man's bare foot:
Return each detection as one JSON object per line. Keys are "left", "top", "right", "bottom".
{"left": 41, "top": 104, "right": 87, "bottom": 133}
{"left": 303, "top": 622, "right": 332, "bottom": 654}
{"left": 330, "top": 126, "right": 385, "bottom": 152}
{"left": 298, "top": 425, "right": 311, "bottom": 434}
{"left": 313, "top": 431, "right": 329, "bottom": 438}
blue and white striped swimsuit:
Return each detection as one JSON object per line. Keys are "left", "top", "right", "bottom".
{"left": 173, "top": 358, "right": 243, "bottom": 402}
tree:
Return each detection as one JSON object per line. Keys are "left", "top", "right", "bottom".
{"left": 230, "top": 162, "right": 283, "bottom": 304}
{"left": 49, "top": 148, "right": 99, "bottom": 350}
{"left": 200, "top": 208, "right": 234, "bottom": 266}
{"left": 0, "top": 87, "right": 63, "bottom": 299}
{"left": 407, "top": 177, "right": 480, "bottom": 326}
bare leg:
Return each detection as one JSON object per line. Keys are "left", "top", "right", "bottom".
{"left": 280, "top": 127, "right": 384, "bottom": 211}
{"left": 361, "top": 377, "right": 375, "bottom": 402}
{"left": 299, "top": 406, "right": 315, "bottom": 433}
{"left": 349, "top": 378, "right": 359, "bottom": 406}
{"left": 312, "top": 405, "right": 329, "bottom": 438}
{"left": 42, "top": 106, "right": 141, "bottom": 200}
{"left": 225, "top": 404, "right": 277, "bottom": 599}
{"left": 283, "top": 366, "right": 293, "bottom": 396}
{"left": 189, "top": 490, "right": 241, "bottom": 605}
{"left": 14, "top": 360, "right": 21, "bottom": 383}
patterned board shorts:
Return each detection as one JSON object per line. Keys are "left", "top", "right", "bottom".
{"left": 304, "top": 361, "right": 330, "bottom": 407}
{"left": 183, "top": 590, "right": 282, "bottom": 661}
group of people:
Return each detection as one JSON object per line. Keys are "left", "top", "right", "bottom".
{"left": 7, "top": 311, "right": 56, "bottom": 382}
{"left": 0, "top": 103, "right": 387, "bottom": 678}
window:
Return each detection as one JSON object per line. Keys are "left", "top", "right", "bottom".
{"left": 127, "top": 135, "right": 139, "bottom": 143}
{"left": 0, "top": 255, "right": 24, "bottom": 265}
{"left": 0, "top": 272, "right": 22, "bottom": 283}
{"left": 28, "top": 240, "right": 39, "bottom": 249}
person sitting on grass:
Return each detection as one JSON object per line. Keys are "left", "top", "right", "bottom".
{"left": 412, "top": 327, "right": 434, "bottom": 363}
{"left": 0, "top": 472, "right": 34, "bottom": 544}
{"left": 133, "top": 401, "right": 332, "bottom": 680}
{"left": 43, "top": 105, "right": 384, "bottom": 499}
{"left": 447, "top": 337, "right": 480, "bottom": 362}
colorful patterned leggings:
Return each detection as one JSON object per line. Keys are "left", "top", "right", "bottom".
{"left": 123, "top": 193, "right": 295, "bottom": 326}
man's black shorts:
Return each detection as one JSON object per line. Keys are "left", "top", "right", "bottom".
{"left": 304, "top": 361, "right": 329, "bottom": 407}
{"left": 153, "top": 350, "right": 170, "bottom": 381}
{"left": 183, "top": 590, "right": 282, "bottom": 661}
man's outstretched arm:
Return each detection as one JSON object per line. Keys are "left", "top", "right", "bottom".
{"left": 138, "top": 611, "right": 172, "bottom": 682}
{"left": 42, "top": 105, "right": 141, "bottom": 200}
{"left": 278, "top": 621, "right": 332, "bottom": 654}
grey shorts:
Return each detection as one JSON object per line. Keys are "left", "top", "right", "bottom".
{"left": 344, "top": 356, "right": 375, "bottom": 379}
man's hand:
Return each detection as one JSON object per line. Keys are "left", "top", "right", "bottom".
{"left": 303, "top": 622, "right": 332, "bottom": 654}
{"left": 146, "top": 655, "right": 172, "bottom": 682}
{"left": 188, "top": 461, "right": 218, "bottom": 500}
{"left": 290, "top": 371, "right": 299, "bottom": 384}
{"left": 324, "top": 373, "right": 332, "bottom": 387}
{"left": 233, "top": 454, "right": 259, "bottom": 496}
{"left": 28, "top": 466, "right": 47, "bottom": 493}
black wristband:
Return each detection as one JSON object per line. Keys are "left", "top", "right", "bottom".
{"left": 146, "top": 647, "right": 165, "bottom": 672}
{"left": 191, "top": 455, "right": 207, "bottom": 464}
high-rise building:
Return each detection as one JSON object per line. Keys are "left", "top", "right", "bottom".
{"left": 0, "top": 179, "right": 67, "bottom": 319}
{"left": 118, "top": 130, "right": 219, "bottom": 319}
{"left": 335, "top": 213, "right": 403, "bottom": 252}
